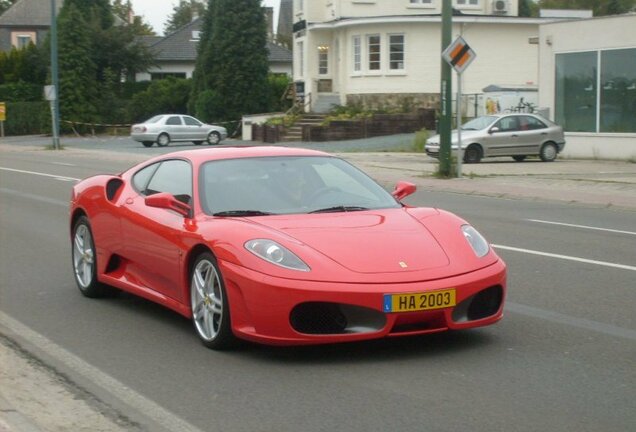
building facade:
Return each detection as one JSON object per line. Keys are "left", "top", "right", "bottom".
{"left": 292, "top": 0, "right": 552, "bottom": 113}
{"left": 538, "top": 14, "right": 636, "bottom": 159}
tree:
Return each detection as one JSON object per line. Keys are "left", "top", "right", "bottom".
{"left": 190, "top": 0, "right": 269, "bottom": 123}
{"left": 537, "top": 0, "right": 636, "bottom": 15}
{"left": 519, "top": 0, "right": 539, "bottom": 17}
{"left": 164, "top": 0, "right": 206, "bottom": 34}
{"left": 57, "top": 2, "right": 98, "bottom": 123}
{"left": 111, "top": 0, "right": 156, "bottom": 35}
{"left": 0, "top": 0, "right": 18, "bottom": 15}
{"left": 56, "top": 0, "right": 154, "bottom": 125}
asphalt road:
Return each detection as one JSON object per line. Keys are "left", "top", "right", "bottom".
{"left": 0, "top": 143, "right": 634, "bottom": 432}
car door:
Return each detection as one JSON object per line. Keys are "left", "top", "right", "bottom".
{"left": 164, "top": 115, "right": 185, "bottom": 141}
{"left": 183, "top": 115, "right": 205, "bottom": 141}
{"left": 120, "top": 159, "right": 193, "bottom": 302}
{"left": 484, "top": 115, "right": 521, "bottom": 156}
{"left": 517, "top": 115, "right": 551, "bottom": 154}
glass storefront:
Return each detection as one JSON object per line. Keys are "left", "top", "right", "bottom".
{"left": 555, "top": 48, "right": 636, "bottom": 133}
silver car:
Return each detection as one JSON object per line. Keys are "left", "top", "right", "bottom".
{"left": 130, "top": 114, "right": 228, "bottom": 147}
{"left": 425, "top": 113, "right": 566, "bottom": 163}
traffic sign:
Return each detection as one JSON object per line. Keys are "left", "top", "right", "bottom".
{"left": 442, "top": 36, "right": 476, "bottom": 74}
{"left": 0, "top": 102, "right": 5, "bottom": 121}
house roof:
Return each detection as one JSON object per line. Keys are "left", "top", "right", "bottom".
{"left": 0, "top": 0, "right": 64, "bottom": 27}
{"left": 144, "top": 17, "right": 292, "bottom": 64}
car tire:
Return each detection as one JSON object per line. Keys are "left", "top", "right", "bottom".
{"left": 540, "top": 142, "right": 558, "bottom": 162}
{"left": 512, "top": 155, "right": 526, "bottom": 162}
{"left": 156, "top": 133, "right": 170, "bottom": 147}
{"left": 207, "top": 131, "right": 221, "bottom": 145}
{"left": 193, "top": 141, "right": 203, "bottom": 145}
{"left": 72, "top": 216, "right": 113, "bottom": 298}
{"left": 142, "top": 141, "right": 154, "bottom": 148}
{"left": 190, "top": 252, "right": 236, "bottom": 350}
{"left": 463, "top": 144, "right": 482, "bottom": 164}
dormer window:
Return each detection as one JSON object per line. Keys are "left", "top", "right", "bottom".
{"left": 191, "top": 31, "right": 201, "bottom": 41}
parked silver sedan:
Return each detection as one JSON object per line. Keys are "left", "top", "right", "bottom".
{"left": 425, "top": 113, "right": 566, "bottom": 163}
{"left": 130, "top": 114, "right": 228, "bottom": 147}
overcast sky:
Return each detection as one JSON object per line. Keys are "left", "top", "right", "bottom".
{"left": 129, "top": 0, "right": 280, "bottom": 36}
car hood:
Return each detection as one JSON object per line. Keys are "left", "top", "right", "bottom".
{"left": 250, "top": 209, "right": 450, "bottom": 274}
{"left": 427, "top": 129, "right": 483, "bottom": 145}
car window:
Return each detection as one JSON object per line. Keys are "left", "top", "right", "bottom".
{"left": 166, "top": 116, "right": 182, "bottom": 126}
{"left": 183, "top": 116, "right": 202, "bottom": 126}
{"left": 132, "top": 162, "right": 160, "bottom": 192}
{"left": 524, "top": 116, "right": 547, "bottom": 130}
{"left": 144, "top": 160, "right": 192, "bottom": 203}
{"left": 495, "top": 116, "right": 519, "bottom": 132}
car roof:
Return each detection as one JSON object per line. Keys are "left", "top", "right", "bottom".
{"left": 140, "top": 146, "right": 332, "bottom": 166}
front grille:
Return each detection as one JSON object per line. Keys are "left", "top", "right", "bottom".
{"left": 290, "top": 302, "right": 347, "bottom": 334}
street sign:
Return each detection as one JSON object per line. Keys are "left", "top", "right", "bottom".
{"left": 442, "top": 36, "right": 476, "bottom": 74}
{"left": 44, "top": 85, "right": 57, "bottom": 101}
{"left": 0, "top": 102, "right": 5, "bottom": 121}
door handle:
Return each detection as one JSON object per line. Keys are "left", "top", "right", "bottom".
{"left": 511, "top": 134, "right": 518, "bottom": 138}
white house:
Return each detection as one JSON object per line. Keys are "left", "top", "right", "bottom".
{"left": 292, "top": 0, "right": 554, "bottom": 113}
{"left": 538, "top": 14, "right": 636, "bottom": 160}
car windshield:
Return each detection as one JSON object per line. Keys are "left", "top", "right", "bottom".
{"left": 199, "top": 156, "right": 401, "bottom": 216}
{"left": 145, "top": 115, "right": 164, "bottom": 124}
{"left": 461, "top": 116, "right": 498, "bottom": 131}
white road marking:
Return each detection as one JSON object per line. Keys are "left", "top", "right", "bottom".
{"left": 51, "top": 162, "right": 76, "bottom": 167}
{"left": 493, "top": 244, "right": 636, "bottom": 272}
{"left": 0, "top": 167, "right": 80, "bottom": 182}
{"left": 506, "top": 302, "right": 636, "bottom": 341}
{"left": 527, "top": 219, "right": 636, "bottom": 236}
{"left": 0, "top": 312, "right": 207, "bottom": 432}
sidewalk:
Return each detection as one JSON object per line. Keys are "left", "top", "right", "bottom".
{"left": 338, "top": 153, "right": 636, "bottom": 210}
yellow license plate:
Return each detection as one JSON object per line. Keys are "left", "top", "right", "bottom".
{"left": 383, "top": 289, "right": 456, "bottom": 313}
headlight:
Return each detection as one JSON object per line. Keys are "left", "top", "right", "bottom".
{"left": 245, "top": 239, "right": 310, "bottom": 271}
{"left": 461, "top": 225, "right": 490, "bottom": 257}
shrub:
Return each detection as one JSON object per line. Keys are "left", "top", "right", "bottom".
{"left": 3, "top": 101, "right": 50, "bottom": 135}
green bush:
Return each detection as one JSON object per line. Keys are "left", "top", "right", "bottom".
{"left": 412, "top": 129, "right": 429, "bottom": 152}
{"left": 3, "top": 101, "right": 50, "bottom": 135}
{"left": 0, "top": 82, "right": 43, "bottom": 102}
{"left": 126, "top": 77, "right": 192, "bottom": 123}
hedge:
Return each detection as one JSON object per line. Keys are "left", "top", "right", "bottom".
{"left": 2, "top": 101, "right": 50, "bottom": 136}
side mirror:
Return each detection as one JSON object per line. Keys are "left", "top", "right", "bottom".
{"left": 145, "top": 192, "right": 191, "bottom": 218}
{"left": 392, "top": 181, "right": 416, "bottom": 200}
{"left": 489, "top": 127, "right": 500, "bottom": 134}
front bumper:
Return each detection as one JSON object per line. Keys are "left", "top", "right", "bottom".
{"left": 218, "top": 259, "right": 507, "bottom": 346}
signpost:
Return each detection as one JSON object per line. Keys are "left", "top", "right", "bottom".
{"left": 442, "top": 36, "right": 476, "bottom": 177}
{"left": 0, "top": 102, "right": 5, "bottom": 138}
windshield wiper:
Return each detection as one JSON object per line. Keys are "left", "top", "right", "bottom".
{"left": 309, "top": 206, "right": 369, "bottom": 214}
{"left": 213, "top": 210, "right": 275, "bottom": 217}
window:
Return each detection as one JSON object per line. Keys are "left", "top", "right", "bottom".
{"left": 166, "top": 116, "right": 182, "bottom": 126}
{"left": 297, "top": 41, "right": 304, "bottom": 77}
{"left": 145, "top": 160, "right": 192, "bottom": 200}
{"left": 456, "top": 0, "right": 479, "bottom": 5}
{"left": 555, "top": 51, "right": 597, "bottom": 133}
{"left": 133, "top": 163, "right": 160, "bottom": 193}
{"left": 367, "top": 35, "right": 381, "bottom": 71}
{"left": 16, "top": 35, "right": 32, "bottom": 48}
{"left": 150, "top": 72, "right": 186, "bottom": 80}
{"left": 353, "top": 36, "right": 361, "bottom": 72}
{"left": 318, "top": 45, "right": 329, "bottom": 75}
{"left": 389, "top": 35, "right": 405, "bottom": 70}
{"left": 494, "top": 116, "right": 519, "bottom": 132}
{"left": 410, "top": 0, "right": 432, "bottom": 4}
{"left": 600, "top": 48, "right": 636, "bottom": 133}
{"left": 183, "top": 116, "right": 202, "bottom": 126}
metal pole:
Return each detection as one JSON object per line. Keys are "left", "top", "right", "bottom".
{"left": 439, "top": 0, "right": 452, "bottom": 177}
{"left": 50, "top": 0, "right": 60, "bottom": 150}
{"left": 456, "top": 71, "right": 462, "bottom": 178}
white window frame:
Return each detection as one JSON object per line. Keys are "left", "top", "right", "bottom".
{"left": 352, "top": 36, "right": 361, "bottom": 73}
{"left": 297, "top": 41, "right": 304, "bottom": 78}
{"left": 388, "top": 34, "right": 405, "bottom": 72}
{"left": 367, "top": 34, "right": 381, "bottom": 72}
{"left": 318, "top": 46, "right": 329, "bottom": 75}
{"left": 456, "top": 0, "right": 480, "bottom": 6}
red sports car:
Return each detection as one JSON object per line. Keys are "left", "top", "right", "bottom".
{"left": 70, "top": 146, "right": 506, "bottom": 349}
